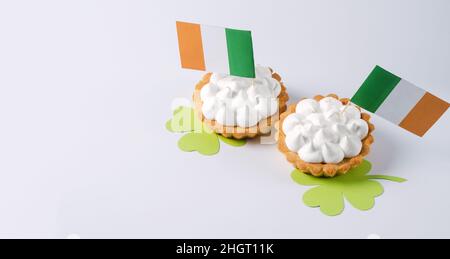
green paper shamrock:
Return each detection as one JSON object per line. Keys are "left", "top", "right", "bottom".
{"left": 291, "top": 160, "right": 406, "bottom": 216}
{"left": 178, "top": 132, "right": 220, "bottom": 156}
{"left": 166, "top": 106, "right": 246, "bottom": 156}
{"left": 166, "top": 106, "right": 205, "bottom": 133}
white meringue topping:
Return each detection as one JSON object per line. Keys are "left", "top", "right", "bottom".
{"left": 283, "top": 97, "right": 369, "bottom": 164}
{"left": 200, "top": 65, "right": 282, "bottom": 127}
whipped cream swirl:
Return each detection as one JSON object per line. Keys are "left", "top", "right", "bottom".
{"left": 200, "top": 65, "right": 282, "bottom": 127}
{"left": 283, "top": 97, "right": 369, "bottom": 164}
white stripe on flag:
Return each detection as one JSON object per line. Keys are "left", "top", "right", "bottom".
{"left": 376, "top": 79, "right": 426, "bottom": 125}
{"left": 201, "top": 25, "right": 229, "bottom": 75}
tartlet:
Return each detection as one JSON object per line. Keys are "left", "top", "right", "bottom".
{"left": 193, "top": 67, "right": 289, "bottom": 139}
{"left": 277, "top": 94, "right": 375, "bottom": 177}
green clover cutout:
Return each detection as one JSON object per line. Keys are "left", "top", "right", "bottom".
{"left": 178, "top": 132, "right": 220, "bottom": 156}
{"left": 292, "top": 160, "right": 407, "bottom": 216}
{"left": 166, "top": 106, "right": 246, "bottom": 156}
{"left": 165, "top": 106, "right": 206, "bottom": 133}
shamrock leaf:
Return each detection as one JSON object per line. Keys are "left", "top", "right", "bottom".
{"left": 166, "top": 106, "right": 246, "bottom": 156}
{"left": 303, "top": 186, "right": 345, "bottom": 216}
{"left": 166, "top": 106, "right": 205, "bottom": 133}
{"left": 178, "top": 132, "right": 220, "bottom": 156}
{"left": 292, "top": 160, "right": 407, "bottom": 216}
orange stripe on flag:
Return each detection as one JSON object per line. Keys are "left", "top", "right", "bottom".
{"left": 399, "top": 92, "right": 449, "bottom": 137}
{"left": 176, "top": 22, "right": 206, "bottom": 71}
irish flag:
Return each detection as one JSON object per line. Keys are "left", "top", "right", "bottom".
{"left": 352, "top": 66, "right": 449, "bottom": 137}
{"left": 176, "top": 21, "right": 255, "bottom": 78}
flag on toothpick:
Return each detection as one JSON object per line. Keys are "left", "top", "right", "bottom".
{"left": 351, "top": 66, "right": 449, "bottom": 137}
{"left": 176, "top": 21, "right": 256, "bottom": 78}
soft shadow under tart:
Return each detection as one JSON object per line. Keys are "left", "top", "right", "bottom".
{"left": 276, "top": 94, "right": 375, "bottom": 178}
{"left": 193, "top": 69, "right": 289, "bottom": 139}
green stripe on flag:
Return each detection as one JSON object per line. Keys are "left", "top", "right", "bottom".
{"left": 351, "top": 66, "right": 402, "bottom": 113}
{"left": 225, "top": 28, "right": 255, "bottom": 78}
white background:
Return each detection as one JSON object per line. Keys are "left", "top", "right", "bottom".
{"left": 0, "top": 0, "right": 449, "bottom": 239}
